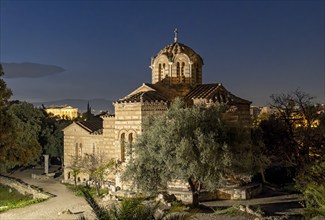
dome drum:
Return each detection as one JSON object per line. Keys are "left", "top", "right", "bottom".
{"left": 151, "top": 42, "right": 203, "bottom": 86}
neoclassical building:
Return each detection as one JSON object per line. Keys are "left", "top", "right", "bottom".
{"left": 63, "top": 32, "right": 251, "bottom": 186}
{"left": 45, "top": 105, "right": 78, "bottom": 120}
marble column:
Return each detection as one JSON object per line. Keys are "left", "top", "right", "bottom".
{"left": 43, "top": 154, "right": 49, "bottom": 174}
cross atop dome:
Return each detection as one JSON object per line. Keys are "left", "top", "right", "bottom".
{"left": 174, "top": 28, "right": 178, "bottom": 43}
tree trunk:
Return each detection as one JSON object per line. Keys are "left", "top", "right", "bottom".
{"left": 192, "top": 191, "right": 199, "bottom": 207}
{"left": 188, "top": 178, "right": 200, "bottom": 208}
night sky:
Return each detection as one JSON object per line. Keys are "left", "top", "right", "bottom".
{"left": 1, "top": 0, "right": 324, "bottom": 106}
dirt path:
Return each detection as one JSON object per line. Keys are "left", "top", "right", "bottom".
{"left": 0, "top": 168, "right": 93, "bottom": 220}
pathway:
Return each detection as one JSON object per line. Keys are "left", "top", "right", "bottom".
{"left": 0, "top": 167, "right": 93, "bottom": 220}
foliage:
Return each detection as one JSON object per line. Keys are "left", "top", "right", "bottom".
{"left": 66, "top": 155, "right": 83, "bottom": 186}
{"left": 214, "top": 207, "right": 238, "bottom": 215}
{"left": 258, "top": 89, "right": 325, "bottom": 186}
{"left": 81, "top": 153, "right": 115, "bottom": 195}
{"left": 259, "top": 115, "right": 292, "bottom": 166}
{"left": 258, "top": 89, "right": 325, "bottom": 217}
{"left": 250, "top": 127, "right": 271, "bottom": 182}
{"left": 123, "top": 98, "right": 255, "bottom": 207}
{"left": 0, "top": 64, "right": 69, "bottom": 170}
{"left": 0, "top": 64, "right": 13, "bottom": 171}
{"left": 0, "top": 64, "right": 12, "bottom": 109}
{"left": 265, "top": 89, "right": 324, "bottom": 167}
{"left": 64, "top": 183, "right": 107, "bottom": 197}
{"left": 295, "top": 158, "right": 325, "bottom": 218}
{"left": 0, "top": 65, "right": 70, "bottom": 170}
{"left": 0, "top": 101, "right": 43, "bottom": 170}
{"left": 81, "top": 189, "right": 110, "bottom": 219}
{"left": 0, "top": 183, "right": 46, "bottom": 213}
{"left": 39, "top": 112, "right": 71, "bottom": 161}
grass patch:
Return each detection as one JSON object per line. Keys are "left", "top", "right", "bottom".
{"left": 214, "top": 206, "right": 238, "bottom": 215}
{"left": 301, "top": 208, "right": 325, "bottom": 219}
{"left": 0, "top": 184, "right": 46, "bottom": 213}
{"left": 168, "top": 201, "right": 187, "bottom": 213}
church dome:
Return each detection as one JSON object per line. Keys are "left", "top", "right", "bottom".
{"left": 155, "top": 42, "right": 203, "bottom": 64}
{"left": 150, "top": 29, "right": 204, "bottom": 86}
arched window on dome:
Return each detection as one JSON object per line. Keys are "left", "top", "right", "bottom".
{"left": 192, "top": 63, "right": 196, "bottom": 82}
{"left": 162, "top": 63, "right": 166, "bottom": 77}
{"left": 196, "top": 65, "right": 200, "bottom": 83}
{"left": 158, "top": 64, "right": 162, "bottom": 81}
{"left": 181, "top": 62, "right": 185, "bottom": 83}
{"left": 176, "top": 62, "right": 180, "bottom": 81}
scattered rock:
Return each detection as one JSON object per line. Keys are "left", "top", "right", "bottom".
{"left": 60, "top": 209, "right": 73, "bottom": 215}
{"left": 156, "top": 192, "right": 177, "bottom": 205}
{"left": 239, "top": 204, "right": 246, "bottom": 212}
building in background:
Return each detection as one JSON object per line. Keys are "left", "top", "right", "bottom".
{"left": 45, "top": 105, "right": 78, "bottom": 119}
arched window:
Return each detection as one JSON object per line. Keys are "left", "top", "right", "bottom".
{"left": 120, "top": 133, "right": 126, "bottom": 162}
{"left": 196, "top": 65, "right": 200, "bottom": 83}
{"left": 181, "top": 62, "right": 185, "bottom": 82}
{"left": 176, "top": 62, "right": 180, "bottom": 76}
{"left": 127, "top": 133, "right": 133, "bottom": 161}
{"left": 192, "top": 63, "right": 196, "bottom": 82}
{"left": 79, "top": 143, "right": 82, "bottom": 157}
{"left": 181, "top": 62, "right": 185, "bottom": 75}
{"left": 75, "top": 143, "right": 79, "bottom": 158}
{"left": 158, "top": 63, "right": 162, "bottom": 81}
{"left": 92, "top": 143, "right": 96, "bottom": 155}
{"left": 163, "top": 63, "right": 166, "bottom": 77}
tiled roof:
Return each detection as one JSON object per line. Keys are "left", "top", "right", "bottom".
{"left": 116, "top": 90, "right": 168, "bottom": 103}
{"left": 76, "top": 118, "right": 103, "bottom": 134}
{"left": 185, "top": 84, "right": 251, "bottom": 105}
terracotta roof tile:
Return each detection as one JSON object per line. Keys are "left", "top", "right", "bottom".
{"left": 185, "top": 84, "right": 251, "bottom": 105}
{"left": 76, "top": 118, "right": 103, "bottom": 134}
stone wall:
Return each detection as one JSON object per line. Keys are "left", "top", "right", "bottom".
{"left": 0, "top": 175, "right": 52, "bottom": 199}
{"left": 217, "top": 183, "right": 263, "bottom": 200}
{"left": 167, "top": 183, "right": 262, "bottom": 203}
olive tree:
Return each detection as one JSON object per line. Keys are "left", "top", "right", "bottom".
{"left": 123, "top": 99, "right": 255, "bottom": 207}
{"left": 81, "top": 152, "right": 115, "bottom": 195}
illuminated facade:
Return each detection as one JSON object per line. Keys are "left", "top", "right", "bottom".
{"left": 45, "top": 106, "right": 78, "bottom": 119}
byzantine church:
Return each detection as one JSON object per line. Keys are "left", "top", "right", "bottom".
{"left": 63, "top": 30, "right": 251, "bottom": 186}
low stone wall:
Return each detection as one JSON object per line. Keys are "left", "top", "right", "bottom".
{"left": 168, "top": 183, "right": 262, "bottom": 203}
{"left": 0, "top": 175, "right": 52, "bottom": 200}
{"left": 218, "top": 183, "right": 262, "bottom": 200}
{"left": 167, "top": 188, "right": 192, "bottom": 203}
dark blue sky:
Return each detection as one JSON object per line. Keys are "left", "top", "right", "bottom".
{"left": 1, "top": 0, "right": 324, "bottom": 105}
